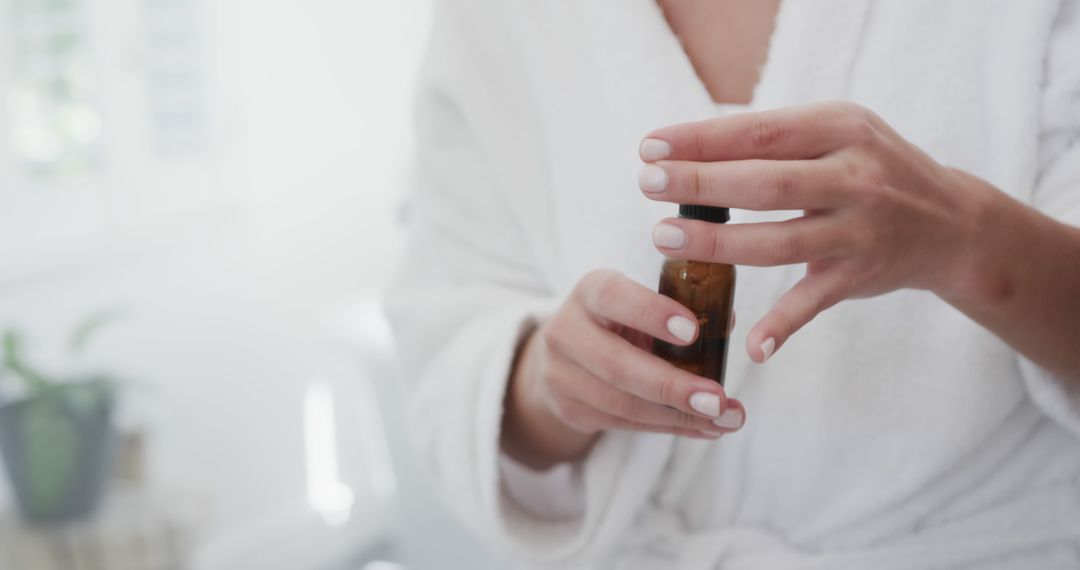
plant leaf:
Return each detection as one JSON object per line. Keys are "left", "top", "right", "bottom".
{"left": 69, "top": 308, "right": 127, "bottom": 354}
{"left": 2, "top": 331, "right": 52, "bottom": 394}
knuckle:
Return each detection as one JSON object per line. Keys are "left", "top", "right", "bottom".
{"left": 850, "top": 118, "right": 881, "bottom": 146}
{"left": 825, "top": 101, "right": 880, "bottom": 138}
{"left": 857, "top": 165, "right": 889, "bottom": 197}
{"left": 594, "top": 350, "right": 625, "bottom": 382}
{"left": 818, "top": 101, "right": 876, "bottom": 137}
{"left": 823, "top": 100, "right": 869, "bottom": 122}
{"left": 771, "top": 233, "right": 805, "bottom": 264}
{"left": 582, "top": 269, "right": 623, "bottom": 313}
{"left": 630, "top": 297, "right": 654, "bottom": 328}
{"left": 691, "top": 165, "right": 711, "bottom": 202}
{"left": 760, "top": 169, "right": 796, "bottom": 208}
{"left": 655, "top": 374, "right": 679, "bottom": 407}
{"left": 832, "top": 100, "right": 866, "bottom": 116}
{"left": 610, "top": 393, "right": 639, "bottom": 419}
{"left": 707, "top": 228, "right": 727, "bottom": 261}
{"left": 840, "top": 158, "right": 886, "bottom": 197}
{"left": 674, "top": 411, "right": 699, "bottom": 429}
{"left": 748, "top": 118, "right": 789, "bottom": 154}
{"left": 692, "top": 125, "right": 709, "bottom": 159}
{"left": 861, "top": 106, "right": 886, "bottom": 126}
{"left": 579, "top": 268, "right": 616, "bottom": 293}
{"left": 541, "top": 319, "right": 569, "bottom": 354}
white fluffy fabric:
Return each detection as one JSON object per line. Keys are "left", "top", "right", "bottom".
{"left": 384, "top": 0, "right": 1080, "bottom": 568}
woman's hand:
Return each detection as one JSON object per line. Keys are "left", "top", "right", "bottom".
{"left": 638, "top": 101, "right": 1001, "bottom": 363}
{"left": 501, "top": 269, "right": 746, "bottom": 469}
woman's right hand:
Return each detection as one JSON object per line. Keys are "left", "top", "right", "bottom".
{"left": 501, "top": 269, "right": 746, "bottom": 469}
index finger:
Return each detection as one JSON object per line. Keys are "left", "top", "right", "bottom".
{"left": 640, "top": 101, "right": 874, "bottom": 163}
{"left": 576, "top": 269, "right": 700, "bottom": 346}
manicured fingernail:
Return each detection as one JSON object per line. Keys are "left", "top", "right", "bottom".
{"left": 760, "top": 337, "right": 776, "bottom": 363}
{"left": 713, "top": 408, "right": 744, "bottom": 430}
{"left": 689, "top": 392, "right": 720, "bottom": 417}
{"left": 640, "top": 138, "right": 672, "bottom": 161}
{"left": 638, "top": 164, "right": 668, "bottom": 193}
{"left": 653, "top": 223, "right": 685, "bottom": 249}
{"left": 666, "top": 315, "right": 697, "bottom": 343}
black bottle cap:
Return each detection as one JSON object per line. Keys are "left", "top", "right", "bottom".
{"left": 679, "top": 204, "right": 729, "bottom": 223}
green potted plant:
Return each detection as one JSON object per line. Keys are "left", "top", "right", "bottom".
{"left": 0, "top": 315, "right": 121, "bottom": 524}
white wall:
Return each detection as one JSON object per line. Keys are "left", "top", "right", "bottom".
{"left": 0, "top": 1, "right": 498, "bottom": 568}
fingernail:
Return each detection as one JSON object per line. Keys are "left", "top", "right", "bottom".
{"left": 689, "top": 392, "right": 720, "bottom": 417}
{"left": 653, "top": 223, "right": 686, "bottom": 249}
{"left": 638, "top": 164, "right": 668, "bottom": 193}
{"left": 760, "top": 337, "right": 776, "bottom": 363}
{"left": 666, "top": 315, "right": 697, "bottom": 343}
{"left": 713, "top": 407, "right": 744, "bottom": 430}
{"left": 640, "top": 138, "right": 672, "bottom": 161}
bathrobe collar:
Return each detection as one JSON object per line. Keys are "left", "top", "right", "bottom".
{"left": 580, "top": 0, "right": 873, "bottom": 112}
{"left": 551, "top": 0, "right": 872, "bottom": 285}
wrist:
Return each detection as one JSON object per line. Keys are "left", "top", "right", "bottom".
{"left": 932, "top": 168, "right": 1024, "bottom": 309}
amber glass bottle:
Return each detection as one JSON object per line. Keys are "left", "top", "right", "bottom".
{"left": 652, "top": 205, "right": 736, "bottom": 386}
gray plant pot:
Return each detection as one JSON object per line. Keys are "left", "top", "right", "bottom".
{"left": 0, "top": 386, "right": 116, "bottom": 525}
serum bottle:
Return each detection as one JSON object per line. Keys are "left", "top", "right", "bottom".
{"left": 652, "top": 205, "right": 736, "bottom": 386}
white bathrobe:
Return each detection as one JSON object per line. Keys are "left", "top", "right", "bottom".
{"left": 384, "top": 0, "right": 1080, "bottom": 568}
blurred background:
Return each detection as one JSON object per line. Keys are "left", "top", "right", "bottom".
{"left": 0, "top": 0, "right": 499, "bottom": 568}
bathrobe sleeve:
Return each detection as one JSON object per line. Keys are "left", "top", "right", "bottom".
{"left": 383, "top": 0, "right": 676, "bottom": 564}
{"left": 1020, "top": 0, "right": 1080, "bottom": 437}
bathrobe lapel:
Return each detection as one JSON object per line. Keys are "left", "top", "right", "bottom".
{"left": 528, "top": 0, "right": 717, "bottom": 289}
{"left": 579, "top": 0, "right": 874, "bottom": 108}
{"left": 540, "top": 0, "right": 872, "bottom": 289}
{"left": 753, "top": 1, "right": 872, "bottom": 108}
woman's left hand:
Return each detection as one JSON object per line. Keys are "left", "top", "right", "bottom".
{"left": 638, "top": 100, "right": 1000, "bottom": 363}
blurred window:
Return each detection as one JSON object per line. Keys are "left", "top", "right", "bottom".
{"left": 0, "top": 0, "right": 225, "bottom": 284}
{"left": 7, "top": 0, "right": 103, "bottom": 178}
{"left": 142, "top": 0, "right": 211, "bottom": 157}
